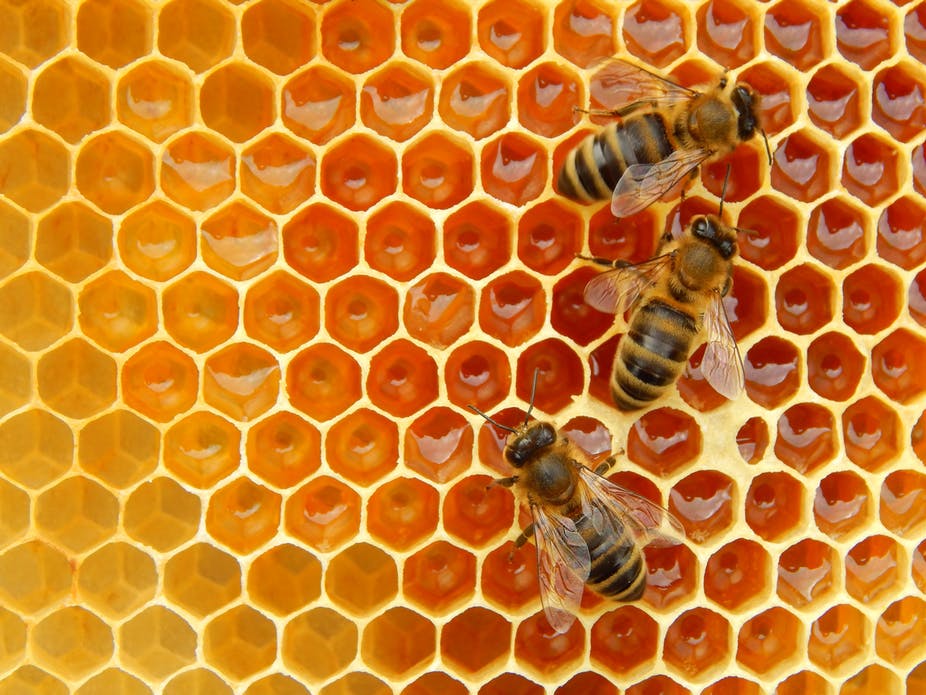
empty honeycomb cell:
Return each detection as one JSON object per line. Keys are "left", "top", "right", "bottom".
{"left": 479, "top": 673, "right": 543, "bottom": 695}
{"left": 164, "top": 542, "right": 241, "bottom": 618}
{"left": 669, "top": 471, "right": 734, "bottom": 543}
{"left": 481, "top": 539, "right": 540, "bottom": 611}
{"left": 0, "top": 409, "right": 72, "bottom": 490}
{"left": 445, "top": 340, "right": 512, "bottom": 413}
{"left": 443, "top": 201, "right": 512, "bottom": 280}
{"left": 285, "top": 475, "right": 361, "bottom": 552}
{"left": 203, "top": 343, "right": 280, "bottom": 421}
{"left": 746, "top": 471, "right": 804, "bottom": 541}
{"left": 247, "top": 674, "right": 310, "bottom": 695}
{"left": 876, "top": 596, "right": 926, "bottom": 666}
{"left": 366, "top": 202, "right": 437, "bottom": 282}
{"left": 79, "top": 410, "right": 158, "bottom": 489}
{"left": 806, "top": 196, "right": 869, "bottom": 270}
{"left": 248, "top": 411, "right": 320, "bottom": 488}
{"left": 402, "top": 132, "right": 475, "bottom": 209}
{"left": 443, "top": 474, "right": 515, "bottom": 548}
{"left": 36, "top": 200, "right": 112, "bottom": 283}
{"left": 0, "top": 200, "right": 29, "bottom": 278}
{"left": 775, "top": 263, "right": 835, "bottom": 335}
{"left": 248, "top": 543, "right": 322, "bottom": 616}
{"left": 118, "top": 201, "right": 195, "bottom": 280}
{"left": 764, "top": 0, "right": 826, "bottom": 71}
{"left": 366, "top": 339, "right": 439, "bottom": 417}
{"left": 0, "top": 540, "right": 71, "bottom": 614}
{"left": 244, "top": 271, "right": 320, "bottom": 353}
{"left": 321, "top": 134, "right": 398, "bottom": 211}
{"left": 206, "top": 477, "right": 281, "bottom": 554}
{"left": 283, "top": 203, "right": 359, "bottom": 283}
{"left": 775, "top": 403, "right": 838, "bottom": 474}
{"left": 701, "top": 145, "right": 763, "bottom": 204}
{"left": 400, "top": 0, "right": 471, "bottom": 69}
{"left": 362, "top": 607, "right": 436, "bottom": 679}
{"left": 320, "top": 0, "right": 395, "bottom": 74}
{"left": 124, "top": 477, "right": 201, "bottom": 552}
{"left": 0, "top": 0, "right": 69, "bottom": 68}
{"left": 76, "top": 130, "right": 155, "bottom": 215}
{"left": 872, "top": 328, "right": 926, "bottom": 404}
{"left": 74, "top": 669, "right": 150, "bottom": 695}
{"left": 479, "top": 270, "right": 546, "bottom": 347}
{"left": 36, "top": 476, "right": 118, "bottom": 553}
{"left": 553, "top": 0, "right": 616, "bottom": 68}
{"left": 643, "top": 542, "right": 698, "bottom": 610}
{"left": 367, "top": 476, "right": 439, "bottom": 549}
{"left": 0, "top": 666, "right": 68, "bottom": 695}
{"left": 877, "top": 195, "right": 926, "bottom": 270}
{"left": 696, "top": 0, "right": 758, "bottom": 67}
{"left": 814, "top": 470, "right": 871, "bottom": 540}
{"left": 404, "top": 540, "right": 477, "bottom": 615}
{"left": 117, "top": 60, "right": 194, "bottom": 143}
{"left": 404, "top": 273, "right": 475, "bottom": 349}
{"left": 287, "top": 343, "right": 362, "bottom": 422}
{"left": 77, "top": 0, "right": 150, "bottom": 69}
{"left": 806, "top": 332, "right": 866, "bottom": 402}
{"left": 326, "top": 542, "right": 398, "bottom": 616}
{"left": 589, "top": 606, "right": 658, "bottom": 676}
{"left": 32, "top": 55, "right": 110, "bottom": 144}
{"left": 361, "top": 63, "right": 434, "bottom": 143}
{"left": 78, "top": 270, "right": 157, "bottom": 353}
{"left": 164, "top": 411, "right": 240, "bottom": 488}
{"left": 440, "top": 606, "right": 511, "bottom": 678}
{"left": 517, "top": 62, "right": 581, "bottom": 138}
{"left": 123, "top": 342, "right": 199, "bottom": 423}
{"left": 201, "top": 201, "right": 278, "bottom": 280}
{"left": 77, "top": 541, "right": 156, "bottom": 620}
{"left": 662, "top": 608, "right": 731, "bottom": 679}
{"left": 744, "top": 336, "right": 801, "bottom": 409}
{"left": 517, "top": 200, "right": 582, "bottom": 276}
{"left": 203, "top": 605, "right": 277, "bottom": 680}
{"left": 327, "top": 408, "right": 398, "bottom": 486}
{"left": 841, "top": 133, "right": 902, "bottom": 207}
{"left": 724, "top": 265, "right": 768, "bottom": 340}
{"left": 31, "top": 606, "right": 113, "bottom": 681}
{"left": 120, "top": 605, "right": 196, "bottom": 681}
{"left": 515, "top": 611, "right": 585, "bottom": 678}
{"left": 163, "top": 668, "right": 232, "bottom": 695}
{"left": 241, "top": 0, "right": 315, "bottom": 76}
{"left": 845, "top": 534, "right": 903, "bottom": 605}
{"left": 0, "top": 129, "right": 69, "bottom": 212}
{"left": 621, "top": 0, "right": 688, "bottom": 67}
{"left": 736, "top": 606, "right": 802, "bottom": 677}
{"left": 627, "top": 408, "right": 702, "bottom": 478}
{"left": 163, "top": 271, "right": 238, "bottom": 353}
{"left": 736, "top": 416, "right": 769, "bottom": 464}
{"left": 515, "top": 339, "right": 584, "bottom": 414}
{"left": 836, "top": 0, "right": 896, "bottom": 70}
{"left": 736, "top": 195, "right": 800, "bottom": 271}
{"left": 40, "top": 339, "right": 118, "bottom": 418}
{"left": 880, "top": 469, "right": 926, "bottom": 536}
{"left": 0, "top": 271, "right": 72, "bottom": 351}
{"left": 777, "top": 538, "right": 838, "bottom": 609}
{"left": 806, "top": 63, "right": 864, "bottom": 140}
{"left": 872, "top": 61, "right": 926, "bottom": 143}
{"left": 241, "top": 133, "right": 316, "bottom": 215}
{"left": 0, "top": 479, "right": 29, "bottom": 549}
{"left": 704, "top": 539, "right": 771, "bottom": 611}
{"left": 161, "top": 131, "right": 236, "bottom": 211}
{"left": 770, "top": 130, "right": 833, "bottom": 203}
{"left": 842, "top": 396, "right": 901, "bottom": 471}
{"left": 776, "top": 671, "right": 833, "bottom": 695}
{"left": 158, "top": 0, "right": 235, "bottom": 73}
{"left": 481, "top": 132, "right": 547, "bottom": 206}
{"left": 808, "top": 604, "right": 868, "bottom": 674}
{"left": 588, "top": 206, "right": 659, "bottom": 266}
{"left": 281, "top": 65, "right": 356, "bottom": 145}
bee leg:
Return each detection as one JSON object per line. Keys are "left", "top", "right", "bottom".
{"left": 488, "top": 476, "right": 518, "bottom": 490}
{"left": 576, "top": 254, "right": 631, "bottom": 270}
{"left": 572, "top": 106, "right": 624, "bottom": 117}
{"left": 719, "top": 277, "right": 733, "bottom": 297}
{"left": 509, "top": 524, "right": 537, "bottom": 560}
{"left": 593, "top": 456, "right": 617, "bottom": 476}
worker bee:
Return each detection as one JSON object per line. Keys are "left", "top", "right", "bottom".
{"left": 558, "top": 59, "right": 769, "bottom": 217}
{"left": 469, "top": 375, "right": 684, "bottom": 633}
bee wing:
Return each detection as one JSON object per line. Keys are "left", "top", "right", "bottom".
{"left": 701, "top": 292, "right": 745, "bottom": 400}
{"left": 530, "top": 504, "right": 590, "bottom": 634}
{"left": 611, "top": 148, "right": 712, "bottom": 217}
{"left": 583, "top": 254, "right": 673, "bottom": 317}
{"left": 590, "top": 59, "right": 699, "bottom": 113}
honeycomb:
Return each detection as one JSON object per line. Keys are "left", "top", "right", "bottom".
{"left": 0, "top": 0, "right": 924, "bottom": 692}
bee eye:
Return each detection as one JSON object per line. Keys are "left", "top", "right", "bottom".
{"left": 693, "top": 219, "right": 708, "bottom": 236}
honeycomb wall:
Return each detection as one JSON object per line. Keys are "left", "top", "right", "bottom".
{"left": 0, "top": 0, "right": 925, "bottom": 693}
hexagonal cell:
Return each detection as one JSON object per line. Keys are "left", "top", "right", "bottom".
{"left": 163, "top": 271, "right": 238, "bottom": 353}
{"left": 400, "top": 0, "right": 470, "bottom": 69}
{"left": 480, "top": 674, "right": 544, "bottom": 695}
{"left": 881, "top": 469, "right": 926, "bottom": 537}
{"left": 627, "top": 408, "right": 702, "bottom": 478}
{"left": 283, "top": 203, "right": 358, "bottom": 283}
{"left": 438, "top": 61, "right": 511, "bottom": 140}
{"left": 124, "top": 477, "right": 200, "bottom": 552}
{"left": 281, "top": 65, "right": 356, "bottom": 145}
{"left": 73, "top": 668, "right": 149, "bottom": 695}
{"left": 204, "top": 343, "right": 280, "bottom": 422}
{"left": 806, "top": 62, "right": 865, "bottom": 140}
{"left": 320, "top": 0, "right": 395, "bottom": 74}
{"left": 807, "top": 196, "right": 869, "bottom": 270}
{"left": 123, "top": 342, "right": 198, "bottom": 423}
{"left": 117, "top": 60, "right": 193, "bottom": 143}
{"left": 477, "top": 0, "right": 545, "bottom": 68}
{"left": 775, "top": 403, "right": 838, "bottom": 474}
{"left": 669, "top": 471, "right": 734, "bottom": 544}
{"left": 814, "top": 470, "right": 871, "bottom": 540}
{"left": 642, "top": 542, "right": 698, "bottom": 610}
{"left": 481, "top": 539, "right": 539, "bottom": 613}
{"left": 746, "top": 471, "right": 805, "bottom": 541}
{"left": 163, "top": 411, "right": 239, "bottom": 489}
{"left": 737, "top": 416, "right": 769, "bottom": 464}
{"left": 120, "top": 605, "right": 196, "bottom": 681}
{"left": 244, "top": 271, "right": 320, "bottom": 353}
{"left": 201, "top": 63, "right": 275, "bottom": 143}
{"left": 247, "top": 411, "right": 320, "bottom": 488}
{"left": 248, "top": 543, "right": 321, "bottom": 616}
{"left": 242, "top": 0, "right": 315, "bottom": 75}
{"left": 697, "top": 0, "right": 759, "bottom": 67}
{"left": 404, "top": 273, "right": 475, "bottom": 350}
{"left": 31, "top": 607, "right": 113, "bottom": 681}
{"left": 704, "top": 539, "right": 770, "bottom": 611}
{"left": 0, "top": 271, "right": 72, "bottom": 351}
{"left": 877, "top": 195, "right": 926, "bottom": 270}
{"left": 35, "top": 476, "right": 118, "bottom": 553}
{"left": 744, "top": 336, "right": 801, "bottom": 409}
{"left": 0, "top": 666, "right": 68, "bottom": 695}
{"left": 117, "top": 200, "right": 194, "bottom": 281}
{"left": 481, "top": 132, "right": 547, "bottom": 207}
{"left": 843, "top": 665, "right": 903, "bottom": 695}
{"left": 366, "top": 476, "right": 440, "bottom": 552}
{"left": 203, "top": 605, "right": 277, "bottom": 681}
{"left": 443, "top": 474, "right": 514, "bottom": 549}
{"left": 517, "top": 200, "right": 582, "bottom": 276}
{"left": 553, "top": 0, "right": 616, "bottom": 68}
{"left": 287, "top": 343, "right": 361, "bottom": 422}
{"left": 736, "top": 606, "right": 802, "bottom": 677}
{"left": 285, "top": 475, "right": 360, "bottom": 552}
{"left": 320, "top": 133, "right": 398, "bottom": 211}
{"left": 403, "top": 672, "right": 469, "bottom": 695}
{"left": 736, "top": 195, "right": 800, "bottom": 271}
{"left": 158, "top": 0, "right": 235, "bottom": 73}
{"left": 0, "top": 200, "right": 29, "bottom": 278}
{"left": 872, "top": 328, "right": 926, "bottom": 405}
{"left": 206, "top": 477, "right": 280, "bottom": 554}
{"left": 663, "top": 607, "right": 730, "bottom": 679}
{"left": 361, "top": 62, "right": 434, "bottom": 142}
{"left": 0, "top": 129, "right": 70, "bottom": 212}
{"left": 843, "top": 396, "right": 902, "bottom": 472}
{"left": 247, "top": 674, "right": 310, "bottom": 695}
{"left": 775, "top": 263, "right": 835, "bottom": 335}
{"left": 777, "top": 671, "right": 833, "bottom": 695}
{"left": 841, "top": 133, "right": 902, "bottom": 207}
{"left": 551, "top": 268, "right": 612, "bottom": 347}
{"left": 877, "top": 596, "right": 926, "bottom": 666}
{"left": 201, "top": 201, "right": 278, "bottom": 281}
{"left": 725, "top": 264, "right": 768, "bottom": 341}
{"left": 404, "top": 540, "right": 476, "bottom": 615}
{"left": 0, "top": 0, "right": 69, "bottom": 68}
{"left": 701, "top": 143, "right": 764, "bottom": 205}
{"left": 281, "top": 607, "right": 357, "bottom": 682}
{"left": 0, "top": 540, "right": 71, "bottom": 614}
{"left": 517, "top": 61, "right": 581, "bottom": 138}
{"left": 76, "top": 130, "right": 155, "bottom": 215}
{"left": 445, "top": 340, "right": 512, "bottom": 414}
{"left": 872, "top": 61, "right": 926, "bottom": 143}
{"left": 588, "top": 205, "right": 659, "bottom": 265}
{"left": 240, "top": 133, "right": 315, "bottom": 215}
{"left": 845, "top": 534, "right": 903, "bottom": 606}
{"left": 737, "top": 61, "right": 797, "bottom": 136}
{"left": 514, "top": 339, "right": 583, "bottom": 415}
{"left": 77, "top": 0, "right": 150, "bottom": 68}
{"left": 367, "top": 339, "right": 439, "bottom": 418}
{"left": 777, "top": 538, "right": 838, "bottom": 609}
{"left": 514, "top": 610, "right": 584, "bottom": 679}
{"left": 161, "top": 131, "right": 236, "bottom": 211}
{"left": 38, "top": 339, "right": 116, "bottom": 419}
{"left": 808, "top": 604, "right": 868, "bottom": 673}
{"left": 479, "top": 270, "right": 546, "bottom": 347}
{"left": 77, "top": 541, "right": 156, "bottom": 621}
{"left": 0, "top": 409, "right": 73, "bottom": 490}
{"left": 587, "top": 606, "right": 657, "bottom": 677}
{"left": 79, "top": 270, "right": 157, "bottom": 353}
{"left": 443, "top": 200, "right": 512, "bottom": 280}
{"left": 770, "top": 130, "right": 833, "bottom": 203}
{"left": 402, "top": 132, "right": 474, "bottom": 209}
{"left": 361, "top": 607, "right": 436, "bottom": 680}
{"left": 405, "top": 408, "right": 472, "bottom": 484}
{"left": 79, "top": 410, "right": 158, "bottom": 489}
{"left": 621, "top": 0, "right": 688, "bottom": 67}
{"left": 325, "top": 275, "right": 399, "bottom": 353}
{"left": 806, "top": 331, "right": 866, "bottom": 402}
{"left": 326, "top": 408, "right": 398, "bottom": 486}
{"left": 325, "top": 542, "right": 397, "bottom": 617}
{"left": 163, "top": 669, "right": 232, "bottom": 695}
{"left": 836, "top": 0, "right": 896, "bottom": 70}
{"left": 439, "top": 606, "right": 511, "bottom": 679}
{"left": 365, "top": 200, "right": 436, "bottom": 281}
{"left": 164, "top": 542, "right": 240, "bottom": 618}
{"left": 764, "top": 0, "right": 826, "bottom": 71}
{"left": 32, "top": 55, "right": 110, "bottom": 144}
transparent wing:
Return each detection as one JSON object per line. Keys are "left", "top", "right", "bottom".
{"left": 583, "top": 254, "right": 673, "bottom": 317}
{"left": 611, "top": 148, "right": 712, "bottom": 218}
{"left": 531, "top": 504, "right": 590, "bottom": 634}
{"left": 701, "top": 292, "right": 745, "bottom": 400}
{"left": 590, "top": 58, "right": 699, "bottom": 113}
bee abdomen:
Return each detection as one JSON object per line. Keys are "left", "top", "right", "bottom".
{"left": 583, "top": 521, "right": 646, "bottom": 601}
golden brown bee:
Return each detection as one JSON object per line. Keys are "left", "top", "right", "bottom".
{"left": 583, "top": 209, "right": 745, "bottom": 411}
{"left": 558, "top": 59, "right": 769, "bottom": 217}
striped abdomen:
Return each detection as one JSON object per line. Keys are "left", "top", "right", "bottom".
{"left": 575, "top": 505, "right": 645, "bottom": 601}
{"left": 557, "top": 112, "right": 676, "bottom": 203}
{"left": 612, "top": 299, "right": 698, "bottom": 411}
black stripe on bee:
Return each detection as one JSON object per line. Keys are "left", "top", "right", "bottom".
{"left": 628, "top": 301, "right": 697, "bottom": 364}
{"left": 576, "top": 510, "right": 645, "bottom": 600}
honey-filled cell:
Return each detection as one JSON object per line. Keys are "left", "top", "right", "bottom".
{"left": 514, "top": 339, "right": 584, "bottom": 415}
{"left": 806, "top": 196, "right": 869, "bottom": 270}
{"left": 161, "top": 131, "right": 236, "bottom": 212}
{"left": 361, "top": 607, "right": 436, "bottom": 680}
{"left": 737, "top": 416, "right": 769, "bottom": 464}
{"left": 117, "top": 60, "right": 193, "bottom": 144}
{"left": 736, "top": 606, "right": 802, "bottom": 678}
{"left": 877, "top": 195, "right": 926, "bottom": 271}
{"left": 320, "top": 0, "right": 395, "bottom": 75}
{"left": 517, "top": 200, "right": 582, "bottom": 276}
{"left": 477, "top": 0, "right": 545, "bottom": 68}
{"left": 621, "top": 0, "right": 688, "bottom": 68}
{"left": 326, "top": 408, "right": 398, "bottom": 487}
{"left": 845, "top": 534, "right": 904, "bottom": 605}
{"left": 200, "top": 201, "right": 278, "bottom": 281}
{"left": 872, "top": 61, "right": 926, "bottom": 143}
{"left": 241, "top": 133, "right": 316, "bottom": 215}
{"left": 479, "top": 271, "right": 546, "bottom": 348}
{"left": 320, "top": 134, "right": 398, "bottom": 212}
{"left": 445, "top": 340, "right": 511, "bottom": 414}
{"left": 479, "top": 673, "right": 543, "bottom": 695}
{"left": 203, "top": 343, "right": 280, "bottom": 422}
{"left": 517, "top": 61, "right": 581, "bottom": 138}
{"left": 736, "top": 195, "right": 801, "bottom": 271}
{"left": 835, "top": 0, "right": 897, "bottom": 70}
{"left": 806, "top": 63, "right": 865, "bottom": 140}
{"left": 777, "top": 539, "right": 838, "bottom": 610}
{"left": 643, "top": 542, "right": 698, "bottom": 610}
{"left": 365, "top": 201, "right": 437, "bottom": 282}
{"left": 704, "top": 539, "right": 771, "bottom": 611}
{"left": 775, "top": 264, "right": 835, "bottom": 335}
{"left": 587, "top": 205, "right": 659, "bottom": 265}
{"left": 443, "top": 474, "right": 514, "bottom": 549}
{"left": 366, "top": 477, "right": 438, "bottom": 551}
{"left": 282, "top": 203, "right": 359, "bottom": 283}
{"left": 285, "top": 476, "right": 361, "bottom": 553}
{"left": 771, "top": 130, "right": 834, "bottom": 203}
{"left": 841, "top": 133, "right": 903, "bottom": 207}
{"left": 441, "top": 607, "right": 512, "bottom": 679}
{"left": 205, "top": 477, "right": 281, "bottom": 554}
{"left": 400, "top": 0, "right": 471, "bottom": 70}
{"left": 404, "top": 540, "right": 476, "bottom": 616}
{"left": 842, "top": 396, "right": 902, "bottom": 472}
{"left": 404, "top": 272, "right": 475, "bottom": 349}
{"left": 443, "top": 200, "right": 512, "bottom": 280}
{"left": 366, "top": 339, "right": 439, "bottom": 418}
{"left": 745, "top": 471, "right": 805, "bottom": 542}
{"left": 696, "top": 0, "right": 758, "bottom": 67}
{"left": 774, "top": 403, "right": 838, "bottom": 474}
{"left": 361, "top": 63, "right": 434, "bottom": 143}
{"left": 876, "top": 596, "right": 926, "bottom": 667}
{"left": 808, "top": 604, "right": 869, "bottom": 674}
{"left": 669, "top": 471, "right": 735, "bottom": 543}
{"left": 325, "top": 276, "right": 399, "bottom": 354}
{"left": 627, "top": 408, "right": 702, "bottom": 478}
{"left": 514, "top": 611, "right": 585, "bottom": 679}
{"left": 282, "top": 65, "right": 356, "bottom": 146}
{"left": 590, "top": 605, "right": 659, "bottom": 676}
{"left": 404, "top": 407, "right": 473, "bottom": 483}
{"left": 480, "top": 132, "right": 547, "bottom": 207}
{"left": 701, "top": 144, "right": 763, "bottom": 204}
{"left": 880, "top": 469, "right": 926, "bottom": 537}
{"left": 662, "top": 607, "right": 731, "bottom": 679}
{"left": 556, "top": 672, "right": 617, "bottom": 695}
{"left": 286, "top": 343, "right": 362, "bottom": 422}
{"left": 872, "top": 329, "right": 926, "bottom": 405}
{"left": 806, "top": 332, "right": 866, "bottom": 402}
{"left": 743, "top": 336, "right": 801, "bottom": 409}
{"left": 814, "top": 470, "right": 871, "bottom": 541}
{"left": 553, "top": 0, "right": 616, "bottom": 68}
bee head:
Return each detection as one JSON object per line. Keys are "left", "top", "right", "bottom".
{"left": 505, "top": 421, "right": 556, "bottom": 468}
{"left": 692, "top": 215, "right": 737, "bottom": 260}
{"left": 730, "top": 85, "right": 759, "bottom": 141}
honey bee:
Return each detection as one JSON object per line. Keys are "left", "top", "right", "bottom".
{"left": 558, "top": 59, "right": 769, "bottom": 217}
{"left": 469, "top": 375, "right": 684, "bottom": 633}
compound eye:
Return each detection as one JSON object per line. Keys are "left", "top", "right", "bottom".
{"left": 536, "top": 423, "right": 556, "bottom": 447}
{"left": 505, "top": 438, "right": 529, "bottom": 467}
{"left": 693, "top": 218, "right": 708, "bottom": 236}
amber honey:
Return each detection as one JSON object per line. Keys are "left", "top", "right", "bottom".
{"left": 0, "top": 0, "right": 925, "bottom": 693}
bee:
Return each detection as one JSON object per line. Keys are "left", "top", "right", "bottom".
{"left": 469, "top": 374, "right": 684, "bottom": 633}
{"left": 558, "top": 59, "right": 769, "bottom": 217}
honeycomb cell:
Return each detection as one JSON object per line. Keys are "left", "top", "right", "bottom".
{"left": 517, "top": 62, "right": 581, "bottom": 138}
{"left": 704, "top": 539, "right": 771, "bottom": 611}
{"left": 40, "top": 339, "right": 117, "bottom": 418}
{"left": 843, "top": 396, "right": 901, "bottom": 472}
{"left": 201, "top": 63, "right": 275, "bottom": 143}
{"left": 0, "top": 478, "right": 29, "bottom": 549}
{"left": 77, "top": 0, "right": 150, "bottom": 69}
{"left": 663, "top": 608, "right": 731, "bottom": 679}
{"left": 203, "top": 343, "right": 280, "bottom": 422}
{"left": 206, "top": 477, "right": 280, "bottom": 554}
{"left": 36, "top": 476, "right": 118, "bottom": 553}
{"left": 744, "top": 336, "right": 801, "bottom": 409}
{"left": 164, "top": 411, "right": 239, "bottom": 488}
{"left": 0, "top": 666, "right": 68, "bottom": 695}
{"left": 203, "top": 605, "right": 277, "bottom": 681}
{"left": 872, "top": 61, "right": 926, "bottom": 143}
{"left": 247, "top": 674, "right": 310, "bottom": 695}
{"left": 481, "top": 132, "right": 547, "bottom": 206}
{"left": 775, "top": 264, "right": 835, "bottom": 335}
{"left": 0, "top": 271, "right": 72, "bottom": 351}
{"left": 31, "top": 607, "right": 113, "bottom": 681}
{"left": 76, "top": 131, "right": 155, "bottom": 215}
{"left": 880, "top": 469, "right": 926, "bottom": 536}
{"left": 158, "top": 0, "right": 235, "bottom": 73}
{"left": 776, "top": 671, "right": 833, "bottom": 695}
{"left": 285, "top": 476, "right": 361, "bottom": 552}
{"left": 161, "top": 131, "right": 236, "bottom": 211}
{"left": 283, "top": 203, "right": 359, "bottom": 283}
{"left": 117, "top": 60, "right": 194, "bottom": 143}
{"left": 445, "top": 341, "right": 511, "bottom": 416}
{"left": 443, "top": 201, "right": 512, "bottom": 280}
{"left": 404, "top": 540, "right": 476, "bottom": 615}
{"left": 626, "top": 676, "right": 691, "bottom": 695}
{"left": 746, "top": 471, "right": 804, "bottom": 541}
{"left": 669, "top": 471, "right": 734, "bottom": 543}
{"left": 643, "top": 542, "right": 698, "bottom": 610}
{"left": 406, "top": 273, "right": 475, "bottom": 349}
{"left": 327, "top": 409, "right": 398, "bottom": 487}
{"left": 736, "top": 196, "right": 800, "bottom": 271}
{"left": 704, "top": 677, "right": 762, "bottom": 695}
{"left": 320, "top": 0, "right": 395, "bottom": 74}
{"left": 872, "top": 328, "right": 926, "bottom": 404}
{"left": 400, "top": 0, "right": 470, "bottom": 69}
{"left": 362, "top": 607, "right": 436, "bottom": 679}
{"left": 326, "top": 542, "right": 397, "bottom": 617}
{"left": 163, "top": 669, "right": 232, "bottom": 695}
{"left": 0, "top": 129, "right": 69, "bottom": 212}
{"left": 439, "top": 62, "right": 511, "bottom": 140}
{"left": 627, "top": 408, "right": 702, "bottom": 478}
{"left": 32, "top": 55, "right": 110, "bottom": 144}
{"left": 201, "top": 202, "right": 278, "bottom": 281}
{"left": 553, "top": 0, "right": 616, "bottom": 68}
{"left": 325, "top": 276, "right": 399, "bottom": 354}
{"left": 287, "top": 343, "right": 362, "bottom": 422}
{"left": 163, "top": 271, "right": 237, "bottom": 353}
{"left": 282, "top": 65, "right": 356, "bottom": 145}
{"left": 764, "top": 0, "right": 825, "bottom": 71}
{"left": 842, "top": 665, "right": 903, "bottom": 695}
{"left": 845, "top": 534, "right": 903, "bottom": 605}
{"left": 321, "top": 134, "right": 398, "bottom": 211}
{"left": 0, "top": 0, "right": 69, "bottom": 68}
{"left": 621, "top": 0, "right": 688, "bottom": 67}
{"left": 551, "top": 268, "right": 612, "bottom": 347}
{"left": 77, "top": 541, "right": 156, "bottom": 621}
{"left": 120, "top": 605, "right": 196, "bottom": 681}
{"left": 0, "top": 540, "right": 71, "bottom": 614}
{"left": 775, "top": 403, "right": 838, "bottom": 474}
{"left": 244, "top": 271, "right": 320, "bottom": 353}
{"left": 806, "top": 332, "right": 866, "bottom": 402}
{"left": 738, "top": 62, "right": 798, "bottom": 136}
{"left": 587, "top": 206, "right": 659, "bottom": 266}
{"left": 402, "top": 132, "right": 474, "bottom": 209}
{"left": 515, "top": 339, "right": 584, "bottom": 414}
{"left": 877, "top": 195, "right": 926, "bottom": 270}
{"left": 78, "top": 270, "right": 157, "bottom": 353}
{"left": 736, "top": 607, "right": 802, "bottom": 677}
{"left": 319, "top": 673, "right": 391, "bottom": 695}
{"left": 440, "top": 606, "right": 511, "bottom": 678}
{"left": 807, "top": 196, "right": 869, "bottom": 270}
{"left": 771, "top": 130, "right": 833, "bottom": 203}
{"left": 517, "top": 200, "right": 582, "bottom": 276}
{"left": 0, "top": 200, "right": 29, "bottom": 278}
{"left": 587, "top": 606, "right": 658, "bottom": 677}
{"left": 123, "top": 342, "right": 199, "bottom": 423}
{"left": 124, "top": 477, "right": 200, "bottom": 552}
{"left": 402, "top": 673, "right": 470, "bottom": 695}
{"left": 35, "top": 201, "right": 112, "bottom": 283}
{"left": 247, "top": 411, "right": 320, "bottom": 488}
{"left": 841, "top": 133, "right": 902, "bottom": 207}
{"left": 701, "top": 145, "right": 764, "bottom": 205}
{"left": 806, "top": 63, "right": 864, "bottom": 140}
{"left": 481, "top": 539, "right": 540, "bottom": 611}
{"left": 0, "top": 409, "right": 73, "bottom": 490}
{"left": 515, "top": 610, "right": 585, "bottom": 678}
{"left": 74, "top": 669, "right": 150, "bottom": 695}
{"left": 877, "top": 596, "right": 926, "bottom": 666}
{"left": 479, "top": 271, "right": 546, "bottom": 347}
{"left": 367, "top": 476, "right": 438, "bottom": 551}
{"left": 777, "top": 539, "right": 838, "bottom": 609}
{"left": 367, "top": 340, "right": 439, "bottom": 418}
{"left": 443, "top": 474, "right": 515, "bottom": 548}
{"left": 242, "top": 0, "right": 315, "bottom": 75}
{"left": 164, "top": 542, "right": 240, "bottom": 618}
{"left": 724, "top": 265, "right": 768, "bottom": 340}
{"left": 808, "top": 604, "right": 868, "bottom": 673}
{"left": 79, "top": 410, "right": 158, "bottom": 489}
{"left": 366, "top": 200, "right": 436, "bottom": 281}
{"left": 696, "top": 0, "right": 757, "bottom": 67}
{"left": 241, "top": 133, "right": 316, "bottom": 215}
{"left": 736, "top": 416, "right": 769, "bottom": 464}
{"left": 248, "top": 543, "right": 322, "bottom": 616}
{"left": 835, "top": 0, "right": 896, "bottom": 70}
{"left": 814, "top": 470, "right": 871, "bottom": 540}
{"left": 361, "top": 63, "right": 434, "bottom": 143}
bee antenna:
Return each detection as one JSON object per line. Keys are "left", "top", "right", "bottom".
{"left": 466, "top": 405, "right": 517, "bottom": 434}
{"left": 760, "top": 127, "right": 772, "bottom": 166}
{"left": 733, "top": 225, "right": 758, "bottom": 237}
{"left": 524, "top": 368, "right": 540, "bottom": 426}
{"left": 719, "top": 163, "right": 732, "bottom": 218}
